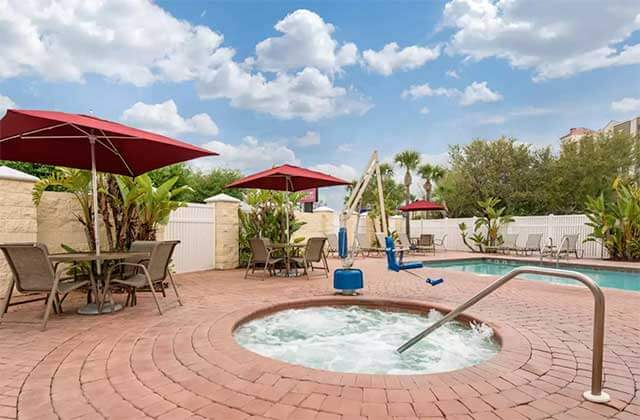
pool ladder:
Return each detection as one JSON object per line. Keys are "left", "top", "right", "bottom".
{"left": 397, "top": 266, "right": 610, "bottom": 404}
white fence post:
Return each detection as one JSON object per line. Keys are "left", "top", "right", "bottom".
{"left": 164, "top": 203, "right": 216, "bottom": 273}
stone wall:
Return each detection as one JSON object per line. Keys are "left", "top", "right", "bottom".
{"left": 206, "top": 195, "right": 240, "bottom": 270}
{"left": 0, "top": 175, "right": 38, "bottom": 297}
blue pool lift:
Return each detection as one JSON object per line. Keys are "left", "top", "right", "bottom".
{"left": 333, "top": 151, "right": 443, "bottom": 294}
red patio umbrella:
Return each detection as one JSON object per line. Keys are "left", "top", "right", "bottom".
{"left": 226, "top": 164, "right": 349, "bottom": 242}
{"left": 0, "top": 109, "right": 217, "bottom": 261}
{"left": 398, "top": 199, "right": 445, "bottom": 212}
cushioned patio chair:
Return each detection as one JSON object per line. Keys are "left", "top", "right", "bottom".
{"left": 0, "top": 243, "right": 89, "bottom": 330}
{"left": 245, "top": 237, "right": 283, "bottom": 279}
{"left": 290, "top": 237, "right": 329, "bottom": 280}
{"left": 103, "top": 240, "right": 182, "bottom": 315}
{"left": 497, "top": 233, "right": 519, "bottom": 254}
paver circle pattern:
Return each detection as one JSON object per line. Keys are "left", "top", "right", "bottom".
{"left": 0, "top": 255, "right": 639, "bottom": 420}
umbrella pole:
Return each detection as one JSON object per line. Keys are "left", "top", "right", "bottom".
{"left": 90, "top": 137, "right": 101, "bottom": 275}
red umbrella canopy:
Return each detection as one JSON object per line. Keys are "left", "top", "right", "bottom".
{"left": 0, "top": 109, "right": 217, "bottom": 176}
{"left": 398, "top": 200, "right": 446, "bottom": 212}
{"left": 226, "top": 164, "right": 349, "bottom": 192}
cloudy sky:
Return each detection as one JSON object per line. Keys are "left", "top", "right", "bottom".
{"left": 1, "top": 0, "right": 640, "bottom": 208}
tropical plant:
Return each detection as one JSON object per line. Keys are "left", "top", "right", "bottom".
{"left": 394, "top": 150, "right": 421, "bottom": 233}
{"left": 459, "top": 197, "right": 514, "bottom": 252}
{"left": 33, "top": 168, "right": 96, "bottom": 250}
{"left": 238, "top": 190, "right": 306, "bottom": 264}
{"left": 417, "top": 163, "right": 446, "bottom": 201}
{"left": 584, "top": 178, "right": 640, "bottom": 261}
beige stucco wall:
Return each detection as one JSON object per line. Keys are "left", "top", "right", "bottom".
{"left": 0, "top": 178, "right": 39, "bottom": 297}
{"left": 37, "top": 191, "right": 91, "bottom": 253}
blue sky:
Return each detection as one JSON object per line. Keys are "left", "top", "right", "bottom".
{"left": 1, "top": 0, "right": 640, "bottom": 208}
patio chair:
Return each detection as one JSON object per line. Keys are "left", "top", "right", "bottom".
{"left": 0, "top": 243, "right": 89, "bottom": 330}
{"left": 542, "top": 234, "right": 582, "bottom": 260}
{"left": 356, "top": 233, "right": 380, "bottom": 256}
{"left": 497, "top": 233, "right": 519, "bottom": 254}
{"left": 514, "top": 233, "right": 543, "bottom": 256}
{"left": 434, "top": 234, "right": 447, "bottom": 251}
{"left": 244, "top": 237, "right": 283, "bottom": 279}
{"left": 416, "top": 234, "right": 436, "bottom": 255}
{"left": 290, "top": 237, "right": 329, "bottom": 280}
{"left": 326, "top": 233, "right": 339, "bottom": 257}
{"left": 397, "top": 231, "right": 415, "bottom": 253}
{"left": 103, "top": 241, "right": 182, "bottom": 315}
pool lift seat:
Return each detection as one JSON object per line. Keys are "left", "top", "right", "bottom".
{"left": 384, "top": 236, "right": 443, "bottom": 286}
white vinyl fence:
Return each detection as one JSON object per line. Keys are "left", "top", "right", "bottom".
{"left": 410, "top": 214, "right": 605, "bottom": 258}
{"left": 164, "top": 204, "right": 215, "bottom": 273}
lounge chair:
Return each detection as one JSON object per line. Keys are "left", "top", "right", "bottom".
{"left": 326, "top": 233, "right": 338, "bottom": 257}
{"left": 515, "top": 233, "right": 543, "bottom": 256}
{"left": 103, "top": 240, "right": 182, "bottom": 314}
{"left": 244, "top": 237, "right": 283, "bottom": 279}
{"left": 356, "top": 233, "right": 381, "bottom": 256}
{"left": 0, "top": 243, "right": 89, "bottom": 330}
{"left": 497, "top": 233, "right": 519, "bottom": 254}
{"left": 291, "top": 237, "right": 329, "bottom": 280}
{"left": 416, "top": 234, "right": 436, "bottom": 255}
{"left": 397, "top": 231, "right": 415, "bottom": 253}
{"left": 433, "top": 234, "right": 447, "bottom": 252}
{"left": 542, "top": 234, "right": 582, "bottom": 260}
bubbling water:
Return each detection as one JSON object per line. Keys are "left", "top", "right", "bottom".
{"left": 234, "top": 306, "right": 500, "bottom": 374}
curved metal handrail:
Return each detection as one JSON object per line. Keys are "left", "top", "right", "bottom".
{"left": 396, "top": 266, "right": 610, "bottom": 403}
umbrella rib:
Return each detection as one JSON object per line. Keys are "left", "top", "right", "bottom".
{"left": 0, "top": 122, "right": 71, "bottom": 143}
{"left": 99, "top": 129, "right": 135, "bottom": 177}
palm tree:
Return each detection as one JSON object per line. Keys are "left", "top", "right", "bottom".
{"left": 394, "top": 150, "right": 421, "bottom": 236}
{"left": 417, "top": 163, "right": 446, "bottom": 201}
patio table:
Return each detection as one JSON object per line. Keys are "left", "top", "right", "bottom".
{"left": 49, "top": 251, "right": 149, "bottom": 315}
{"left": 268, "top": 243, "right": 305, "bottom": 277}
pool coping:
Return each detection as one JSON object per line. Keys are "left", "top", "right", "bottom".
{"left": 211, "top": 296, "right": 532, "bottom": 388}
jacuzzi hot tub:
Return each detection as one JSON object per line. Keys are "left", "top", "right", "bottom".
{"left": 234, "top": 304, "right": 500, "bottom": 375}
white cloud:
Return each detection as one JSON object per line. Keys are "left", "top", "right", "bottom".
{"left": 193, "top": 136, "right": 299, "bottom": 172}
{"left": 363, "top": 43, "right": 440, "bottom": 76}
{"left": 296, "top": 131, "right": 321, "bottom": 147}
{"left": 442, "top": 0, "right": 640, "bottom": 81}
{"left": 198, "top": 63, "right": 371, "bottom": 121}
{"left": 419, "top": 107, "right": 430, "bottom": 115}
{"left": 337, "top": 143, "right": 353, "bottom": 152}
{"left": 401, "top": 83, "right": 458, "bottom": 99}
{"left": 0, "top": 5, "right": 370, "bottom": 123}
{"left": 401, "top": 80, "right": 502, "bottom": 106}
{"left": 0, "top": 0, "right": 228, "bottom": 86}
{"left": 479, "top": 115, "right": 506, "bottom": 125}
{"left": 254, "top": 9, "right": 358, "bottom": 73}
{"left": 310, "top": 163, "right": 358, "bottom": 210}
{"left": 311, "top": 163, "right": 358, "bottom": 182}
{"left": 0, "top": 94, "right": 16, "bottom": 117}
{"left": 446, "top": 69, "right": 460, "bottom": 78}
{"left": 459, "top": 81, "right": 502, "bottom": 106}
{"left": 121, "top": 100, "right": 218, "bottom": 137}
{"left": 611, "top": 97, "right": 640, "bottom": 113}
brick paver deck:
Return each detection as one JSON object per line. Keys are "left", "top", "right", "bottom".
{"left": 1, "top": 253, "right": 639, "bottom": 419}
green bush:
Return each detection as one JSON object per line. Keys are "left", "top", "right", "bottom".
{"left": 585, "top": 178, "right": 640, "bottom": 261}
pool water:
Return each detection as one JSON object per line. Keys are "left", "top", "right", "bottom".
{"left": 234, "top": 306, "right": 499, "bottom": 375}
{"left": 423, "top": 259, "right": 640, "bottom": 292}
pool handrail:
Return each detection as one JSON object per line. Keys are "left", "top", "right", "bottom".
{"left": 396, "top": 266, "right": 610, "bottom": 404}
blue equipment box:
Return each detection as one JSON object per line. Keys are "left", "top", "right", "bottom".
{"left": 333, "top": 268, "right": 363, "bottom": 295}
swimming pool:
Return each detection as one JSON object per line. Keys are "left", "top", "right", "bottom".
{"left": 423, "top": 258, "right": 640, "bottom": 292}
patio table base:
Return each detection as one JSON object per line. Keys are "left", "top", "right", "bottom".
{"left": 77, "top": 302, "right": 123, "bottom": 315}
